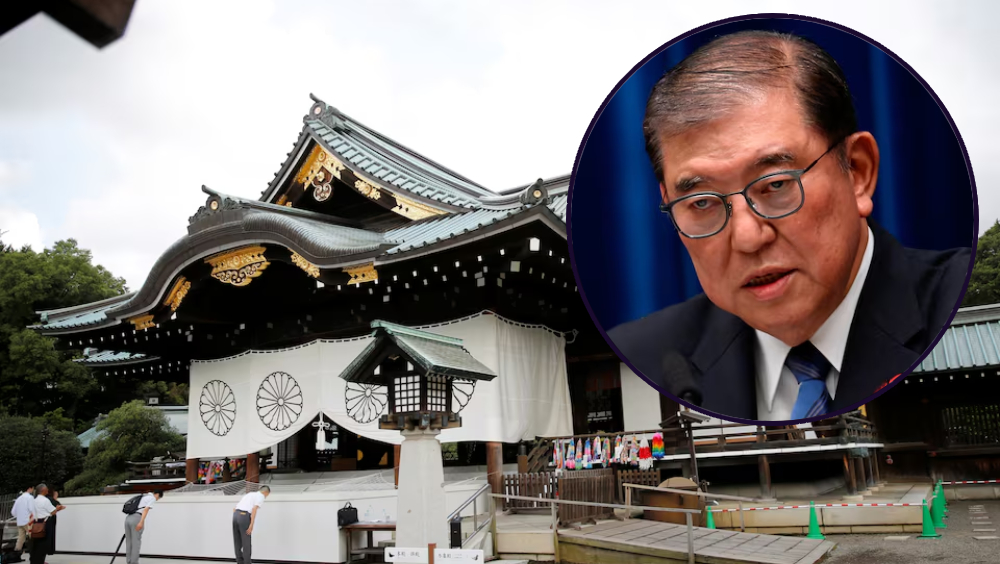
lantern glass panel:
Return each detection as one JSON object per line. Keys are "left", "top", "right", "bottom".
{"left": 428, "top": 375, "right": 447, "bottom": 412}
{"left": 394, "top": 375, "right": 421, "bottom": 412}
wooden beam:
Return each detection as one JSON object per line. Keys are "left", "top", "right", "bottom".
{"left": 844, "top": 454, "right": 857, "bottom": 495}
{"left": 185, "top": 458, "right": 200, "bottom": 483}
{"left": 394, "top": 444, "right": 401, "bottom": 487}
{"left": 872, "top": 448, "right": 883, "bottom": 483}
{"left": 855, "top": 455, "right": 867, "bottom": 492}
{"left": 246, "top": 453, "right": 260, "bottom": 483}
{"left": 487, "top": 442, "right": 503, "bottom": 497}
{"left": 758, "top": 455, "right": 772, "bottom": 499}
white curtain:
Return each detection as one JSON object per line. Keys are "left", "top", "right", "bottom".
{"left": 186, "top": 313, "right": 572, "bottom": 459}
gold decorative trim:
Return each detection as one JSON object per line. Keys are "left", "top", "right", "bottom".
{"left": 205, "top": 245, "right": 270, "bottom": 287}
{"left": 130, "top": 314, "right": 155, "bottom": 331}
{"left": 290, "top": 251, "right": 320, "bottom": 278}
{"left": 163, "top": 276, "right": 192, "bottom": 312}
{"left": 294, "top": 145, "right": 345, "bottom": 188}
{"left": 392, "top": 193, "right": 447, "bottom": 220}
{"left": 354, "top": 179, "right": 382, "bottom": 200}
{"left": 343, "top": 263, "right": 378, "bottom": 285}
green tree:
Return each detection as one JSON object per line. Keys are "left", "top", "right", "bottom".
{"left": 136, "top": 381, "right": 190, "bottom": 406}
{"left": 64, "top": 400, "right": 184, "bottom": 495}
{"left": 0, "top": 416, "right": 83, "bottom": 493}
{"left": 0, "top": 238, "right": 126, "bottom": 422}
{"left": 963, "top": 220, "right": 1000, "bottom": 307}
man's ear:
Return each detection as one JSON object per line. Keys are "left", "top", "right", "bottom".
{"left": 659, "top": 183, "right": 669, "bottom": 202}
{"left": 847, "top": 131, "right": 879, "bottom": 218}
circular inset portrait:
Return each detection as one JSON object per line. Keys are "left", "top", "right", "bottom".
{"left": 568, "top": 15, "right": 977, "bottom": 424}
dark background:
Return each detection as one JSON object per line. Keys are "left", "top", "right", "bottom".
{"left": 570, "top": 16, "right": 977, "bottom": 332}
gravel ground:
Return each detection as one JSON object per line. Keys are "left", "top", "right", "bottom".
{"left": 823, "top": 499, "right": 1000, "bottom": 564}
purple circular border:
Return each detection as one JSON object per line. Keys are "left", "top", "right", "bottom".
{"left": 565, "top": 12, "right": 980, "bottom": 426}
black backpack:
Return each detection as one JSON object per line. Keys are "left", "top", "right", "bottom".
{"left": 122, "top": 494, "right": 144, "bottom": 515}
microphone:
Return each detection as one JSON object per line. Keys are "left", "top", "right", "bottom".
{"left": 662, "top": 350, "right": 703, "bottom": 406}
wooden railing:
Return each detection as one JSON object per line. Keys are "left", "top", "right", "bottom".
{"left": 527, "top": 410, "right": 879, "bottom": 466}
{"left": 126, "top": 460, "right": 187, "bottom": 480}
{"left": 558, "top": 468, "right": 616, "bottom": 525}
{"left": 502, "top": 471, "right": 557, "bottom": 511}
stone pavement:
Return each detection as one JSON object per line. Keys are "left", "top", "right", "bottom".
{"left": 823, "top": 499, "right": 1000, "bottom": 564}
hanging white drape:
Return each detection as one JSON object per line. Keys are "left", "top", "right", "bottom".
{"left": 186, "top": 313, "right": 572, "bottom": 459}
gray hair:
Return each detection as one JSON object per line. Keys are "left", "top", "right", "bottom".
{"left": 643, "top": 30, "right": 857, "bottom": 184}
{"left": 259, "top": 485, "right": 271, "bottom": 494}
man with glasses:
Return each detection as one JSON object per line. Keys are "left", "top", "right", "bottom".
{"left": 609, "top": 30, "right": 970, "bottom": 421}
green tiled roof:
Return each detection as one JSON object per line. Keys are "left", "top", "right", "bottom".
{"left": 913, "top": 304, "right": 1000, "bottom": 373}
{"left": 306, "top": 119, "right": 488, "bottom": 209}
{"left": 340, "top": 320, "right": 496, "bottom": 384}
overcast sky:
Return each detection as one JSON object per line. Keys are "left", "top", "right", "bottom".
{"left": 0, "top": 0, "right": 995, "bottom": 290}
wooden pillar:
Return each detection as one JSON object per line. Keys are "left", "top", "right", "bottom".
{"left": 855, "top": 455, "right": 867, "bottom": 492}
{"left": 872, "top": 449, "right": 883, "bottom": 484}
{"left": 517, "top": 442, "right": 529, "bottom": 474}
{"left": 394, "top": 444, "right": 401, "bottom": 488}
{"left": 185, "top": 458, "right": 200, "bottom": 483}
{"left": 222, "top": 457, "right": 232, "bottom": 483}
{"left": 246, "top": 453, "right": 260, "bottom": 483}
{"left": 843, "top": 454, "right": 858, "bottom": 495}
{"left": 487, "top": 442, "right": 503, "bottom": 497}
{"left": 865, "top": 456, "right": 876, "bottom": 488}
{"left": 758, "top": 455, "right": 773, "bottom": 499}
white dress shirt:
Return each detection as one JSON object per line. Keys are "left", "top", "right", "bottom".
{"left": 235, "top": 491, "right": 266, "bottom": 512}
{"left": 754, "top": 226, "right": 875, "bottom": 421}
{"left": 137, "top": 493, "right": 156, "bottom": 511}
{"left": 33, "top": 495, "right": 56, "bottom": 521}
{"left": 12, "top": 492, "right": 34, "bottom": 526}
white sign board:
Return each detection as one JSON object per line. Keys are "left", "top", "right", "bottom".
{"left": 385, "top": 548, "right": 485, "bottom": 563}
{"left": 385, "top": 547, "right": 428, "bottom": 563}
{"left": 435, "top": 548, "right": 485, "bottom": 563}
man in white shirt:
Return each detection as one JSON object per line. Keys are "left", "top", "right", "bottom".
{"left": 30, "top": 484, "right": 65, "bottom": 564}
{"left": 233, "top": 486, "right": 270, "bottom": 564}
{"left": 124, "top": 490, "right": 163, "bottom": 564}
{"left": 10, "top": 485, "right": 35, "bottom": 561}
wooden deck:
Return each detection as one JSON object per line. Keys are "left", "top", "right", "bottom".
{"left": 558, "top": 519, "right": 835, "bottom": 564}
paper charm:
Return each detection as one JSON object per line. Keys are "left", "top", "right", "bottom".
{"left": 565, "top": 439, "right": 576, "bottom": 470}
{"left": 583, "top": 438, "right": 593, "bottom": 469}
{"left": 651, "top": 432, "right": 665, "bottom": 459}
{"left": 638, "top": 436, "right": 653, "bottom": 470}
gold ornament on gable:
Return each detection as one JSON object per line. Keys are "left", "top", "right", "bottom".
{"left": 290, "top": 251, "right": 320, "bottom": 278}
{"left": 129, "top": 314, "right": 155, "bottom": 331}
{"left": 163, "top": 276, "right": 192, "bottom": 312}
{"left": 206, "top": 246, "right": 270, "bottom": 287}
{"left": 344, "top": 263, "right": 378, "bottom": 285}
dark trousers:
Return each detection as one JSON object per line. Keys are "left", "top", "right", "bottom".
{"left": 233, "top": 511, "right": 252, "bottom": 564}
{"left": 29, "top": 521, "right": 49, "bottom": 564}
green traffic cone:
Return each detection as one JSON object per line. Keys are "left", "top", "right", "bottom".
{"left": 806, "top": 501, "right": 825, "bottom": 540}
{"left": 940, "top": 484, "right": 950, "bottom": 516}
{"left": 705, "top": 508, "right": 716, "bottom": 529}
{"left": 919, "top": 500, "right": 941, "bottom": 538}
{"left": 931, "top": 492, "right": 946, "bottom": 529}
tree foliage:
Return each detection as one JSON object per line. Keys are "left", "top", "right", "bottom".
{"left": 65, "top": 401, "right": 185, "bottom": 495}
{"left": 136, "top": 381, "right": 190, "bottom": 406}
{"left": 963, "top": 220, "right": 1000, "bottom": 307}
{"left": 0, "top": 238, "right": 126, "bottom": 423}
{"left": 0, "top": 415, "right": 83, "bottom": 493}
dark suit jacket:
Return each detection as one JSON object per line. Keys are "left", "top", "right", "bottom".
{"left": 607, "top": 222, "right": 971, "bottom": 420}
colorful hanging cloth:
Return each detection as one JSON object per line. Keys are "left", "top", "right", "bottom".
{"left": 638, "top": 437, "right": 654, "bottom": 470}
{"left": 651, "top": 432, "right": 665, "bottom": 459}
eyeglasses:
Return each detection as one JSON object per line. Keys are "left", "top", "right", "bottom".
{"left": 659, "top": 138, "right": 846, "bottom": 239}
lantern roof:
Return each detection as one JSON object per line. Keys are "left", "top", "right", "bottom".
{"left": 339, "top": 320, "right": 496, "bottom": 385}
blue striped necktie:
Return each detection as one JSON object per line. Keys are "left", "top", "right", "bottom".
{"left": 785, "top": 341, "right": 832, "bottom": 420}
